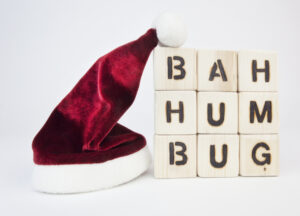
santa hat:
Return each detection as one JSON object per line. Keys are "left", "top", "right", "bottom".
{"left": 32, "top": 12, "right": 187, "bottom": 194}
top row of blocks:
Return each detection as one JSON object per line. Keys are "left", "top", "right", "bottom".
{"left": 154, "top": 48, "right": 278, "bottom": 92}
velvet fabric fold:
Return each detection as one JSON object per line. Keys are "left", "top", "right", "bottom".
{"left": 33, "top": 29, "right": 158, "bottom": 165}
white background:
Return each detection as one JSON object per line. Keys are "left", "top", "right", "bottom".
{"left": 1, "top": 0, "right": 300, "bottom": 215}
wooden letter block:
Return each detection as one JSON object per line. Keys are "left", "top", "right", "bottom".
{"left": 154, "top": 47, "right": 197, "bottom": 90}
{"left": 197, "top": 50, "right": 237, "bottom": 92}
{"left": 238, "top": 50, "right": 278, "bottom": 92}
{"left": 197, "top": 135, "right": 239, "bottom": 177}
{"left": 154, "top": 135, "right": 197, "bottom": 178}
{"left": 197, "top": 92, "right": 238, "bottom": 134}
{"left": 239, "top": 92, "right": 279, "bottom": 134}
{"left": 155, "top": 91, "right": 197, "bottom": 134}
{"left": 240, "top": 135, "right": 279, "bottom": 176}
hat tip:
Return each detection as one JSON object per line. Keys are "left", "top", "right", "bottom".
{"left": 152, "top": 11, "right": 187, "bottom": 48}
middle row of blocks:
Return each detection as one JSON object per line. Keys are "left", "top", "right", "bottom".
{"left": 155, "top": 91, "right": 279, "bottom": 134}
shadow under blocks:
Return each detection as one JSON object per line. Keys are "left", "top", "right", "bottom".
{"left": 153, "top": 48, "right": 279, "bottom": 178}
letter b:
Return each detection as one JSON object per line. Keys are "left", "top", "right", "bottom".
{"left": 169, "top": 142, "right": 188, "bottom": 165}
{"left": 167, "top": 56, "right": 186, "bottom": 80}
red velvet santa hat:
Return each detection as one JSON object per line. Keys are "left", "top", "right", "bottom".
{"left": 32, "top": 12, "right": 187, "bottom": 193}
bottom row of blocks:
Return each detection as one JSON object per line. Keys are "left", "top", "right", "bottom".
{"left": 154, "top": 134, "right": 279, "bottom": 178}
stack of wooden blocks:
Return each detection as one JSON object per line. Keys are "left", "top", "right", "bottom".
{"left": 153, "top": 48, "right": 279, "bottom": 178}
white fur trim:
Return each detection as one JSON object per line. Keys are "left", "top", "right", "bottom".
{"left": 32, "top": 146, "right": 151, "bottom": 194}
{"left": 153, "top": 12, "right": 187, "bottom": 47}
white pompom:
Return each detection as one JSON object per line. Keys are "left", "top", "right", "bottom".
{"left": 153, "top": 12, "right": 187, "bottom": 47}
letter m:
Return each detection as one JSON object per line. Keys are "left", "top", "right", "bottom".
{"left": 250, "top": 101, "right": 272, "bottom": 123}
